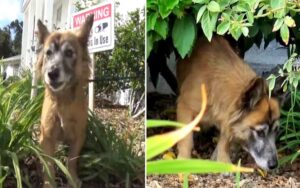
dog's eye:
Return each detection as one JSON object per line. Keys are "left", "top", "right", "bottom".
{"left": 256, "top": 130, "right": 265, "bottom": 137}
{"left": 46, "top": 49, "right": 52, "bottom": 57}
{"left": 65, "top": 49, "right": 73, "bottom": 58}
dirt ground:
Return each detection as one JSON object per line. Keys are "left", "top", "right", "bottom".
{"left": 147, "top": 92, "right": 300, "bottom": 188}
{"left": 94, "top": 98, "right": 145, "bottom": 157}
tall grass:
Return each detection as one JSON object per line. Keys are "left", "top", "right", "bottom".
{"left": 0, "top": 75, "right": 144, "bottom": 187}
{"left": 79, "top": 112, "right": 144, "bottom": 186}
{"left": 0, "top": 75, "right": 43, "bottom": 187}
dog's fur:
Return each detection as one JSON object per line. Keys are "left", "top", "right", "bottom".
{"left": 176, "top": 36, "right": 280, "bottom": 170}
{"left": 36, "top": 15, "right": 93, "bottom": 187}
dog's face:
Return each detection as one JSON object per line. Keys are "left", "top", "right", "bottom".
{"left": 37, "top": 15, "right": 93, "bottom": 92}
{"left": 232, "top": 78, "right": 280, "bottom": 170}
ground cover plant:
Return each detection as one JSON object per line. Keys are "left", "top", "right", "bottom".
{"left": 0, "top": 74, "right": 144, "bottom": 187}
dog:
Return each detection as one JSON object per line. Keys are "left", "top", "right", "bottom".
{"left": 176, "top": 36, "right": 280, "bottom": 170}
{"left": 36, "top": 15, "right": 93, "bottom": 187}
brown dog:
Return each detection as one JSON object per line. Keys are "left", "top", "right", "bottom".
{"left": 36, "top": 15, "right": 93, "bottom": 187}
{"left": 177, "top": 36, "right": 280, "bottom": 170}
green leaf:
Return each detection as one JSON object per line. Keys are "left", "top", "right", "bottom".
{"left": 230, "top": 24, "right": 242, "bottom": 40}
{"left": 270, "top": 0, "right": 285, "bottom": 9}
{"left": 293, "top": 79, "right": 298, "bottom": 89}
{"left": 147, "top": 159, "right": 254, "bottom": 174}
{"left": 286, "top": 61, "right": 293, "bottom": 72}
{"left": 201, "top": 11, "right": 213, "bottom": 41}
{"left": 272, "top": 18, "right": 284, "bottom": 32}
{"left": 270, "top": 0, "right": 286, "bottom": 18}
{"left": 217, "top": 20, "right": 230, "bottom": 35}
{"left": 207, "top": 1, "right": 221, "bottom": 12}
{"left": 147, "top": 33, "right": 153, "bottom": 58}
{"left": 147, "top": 12, "right": 158, "bottom": 31}
{"left": 268, "top": 76, "right": 276, "bottom": 97}
{"left": 280, "top": 24, "right": 289, "bottom": 45}
{"left": 242, "top": 27, "right": 249, "bottom": 36}
{"left": 172, "top": 16, "right": 196, "bottom": 58}
{"left": 154, "top": 19, "right": 169, "bottom": 39}
{"left": 236, "top": 2, "right": 250, "bottom": 12}
{"left": 210, "top": 12, "right": 219, "bottom": 31}
{"left": 147, "top": 120, "right": 185, "bottom": 128}
{"left": 246, "top": 12, "right": 254, "bottom": 24}
{"left": 158, "top": 0, "right": 179, "bottom": 18}
{"left": 283, "top": 82, "right": 288, "bottom": 92}
{"left": 193, "top": 0, "right": 208, "bottom": 4}
{"left": 284, "top": 16, "right": 296, "bottom": 27}
{"left": 196, "top": 5, "right": 207, "bottom": 23}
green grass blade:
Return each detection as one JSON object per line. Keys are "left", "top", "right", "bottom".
{"left": 7, "top": 152, "right": 22, "bottom": 188}
{"left": 147, "top": 159, "right": 253, "bottom": 174}
{"left": 147, "top": 120, "right": 185, "bottom": 128}
{"left": 51, "top": 157, "right": 77, "bottom": 188}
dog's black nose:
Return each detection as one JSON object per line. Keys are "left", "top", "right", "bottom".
{"left": 48, "top": 68, "right": 60, "bottom": 81}
{"left": 267, "top": 159, "right": 278, "bottom": 169}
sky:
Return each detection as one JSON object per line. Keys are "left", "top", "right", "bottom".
{"left": 0, "top": 0, "right": 23, "bottom": 28}
{"left": 0, "top": 0, "right": 144, "bottom": 28}
{"left": 118, "top": 0, "right": 145, "bottom": 15}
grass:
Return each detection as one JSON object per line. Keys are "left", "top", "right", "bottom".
{"left": 0, "top": 75, "right": 43, "bottom": 187}
{"left": 79, "top": 112, "right": 144, "bottom": 186}
{"left": 279, "top": 89, "right": 300, "bottom": 165}
{"left": 0, "top": 75, "right": 144, "bottom": 187}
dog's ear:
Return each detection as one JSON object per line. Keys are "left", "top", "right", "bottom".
{"left": 37, "top": 20, "right": 49, "bottom": 44}
{"left": 242, "top": 77, "right": 267, "bottom": 110}
{"left": 77, "top": 14, "right": 94, "bottom": 46}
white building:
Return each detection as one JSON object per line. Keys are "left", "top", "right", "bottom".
{"left": 21, "top": 0, "right": 78, "bottom": 70}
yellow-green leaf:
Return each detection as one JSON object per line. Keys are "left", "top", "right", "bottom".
{"left": 280, "top": 24, "right": 289, "bottom": 45}
{"left": 201, "top": 11, "right": 213, "bottom": 41}
{"left": 272, "top": 18, "right": 284, "bottom": 32}
{"left": 217, "top": 21, "right": 230, "bottom": 35}
{"left": 207, "top": 1, "right": 221, "bottom": 12}
{"left": 284, "top": 16, "right": 296, "bottom": 28}
{"left": 196, "top": 5, "right": 206, "bottom": 23}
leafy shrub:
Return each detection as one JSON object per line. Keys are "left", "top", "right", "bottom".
{"left": 268, "top": 54, "right": 300, "bottom": 164}
{"left": 147, "top": 0, "right": 300, "bottom": 58}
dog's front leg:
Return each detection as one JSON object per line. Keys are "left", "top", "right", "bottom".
{"left": 212, "top": 128, "right": 232, "bottom": 163}
{"left": 66, "top": 124, "right": 87, "bottom": 188}
{"left": 40, "top": 123, "right": 60, "bottom": 188}
{"left": 177, "top": 102, "right": 195, "bottom": 159}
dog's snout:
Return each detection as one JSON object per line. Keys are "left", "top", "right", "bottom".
{"left": 267, "top": 158, "right": 278, "bottom": 169}
{"left": 48, "top": 68, "right": 60, "bottom": 81}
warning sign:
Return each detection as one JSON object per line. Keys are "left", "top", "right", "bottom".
{"left": 72, "top": 1, "right": 115, "bottom": 53}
